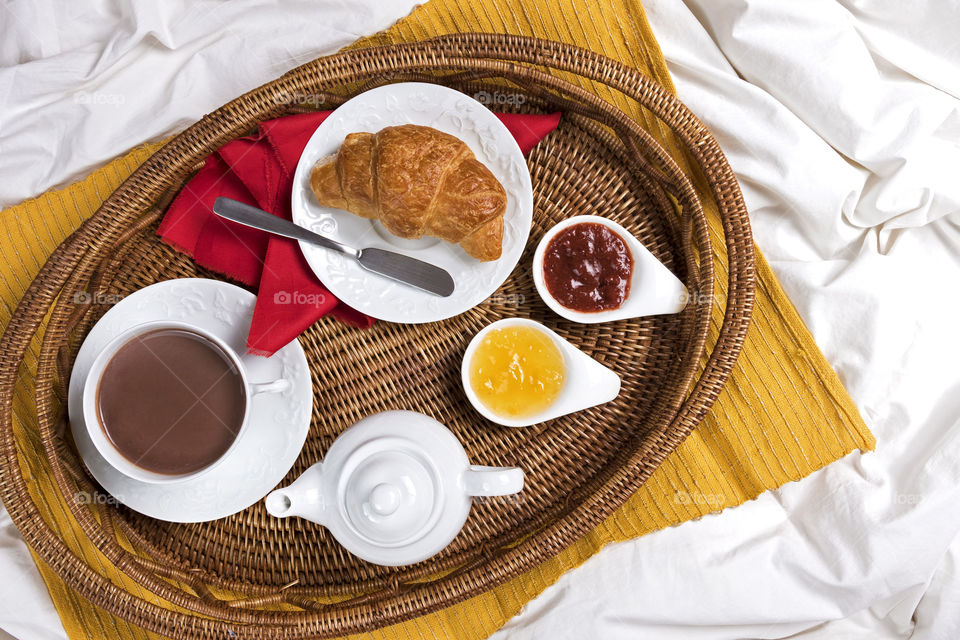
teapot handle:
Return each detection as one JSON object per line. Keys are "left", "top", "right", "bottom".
{"left": 463, "top": 466, "right": 524, "bottom": 497}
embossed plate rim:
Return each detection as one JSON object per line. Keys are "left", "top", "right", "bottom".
{"left": 290, "top": 82, "right": 534, "bottom": 323}
{"left": 66, "top": 278, "right": 313, "bottom": 523}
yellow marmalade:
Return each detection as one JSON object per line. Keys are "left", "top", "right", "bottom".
{"left": 469, "top": 325, "right": 566, "bottom": 418}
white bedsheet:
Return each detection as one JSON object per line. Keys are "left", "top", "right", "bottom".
{"left": 2, "top": 1, "right": 959, "bottom": 639}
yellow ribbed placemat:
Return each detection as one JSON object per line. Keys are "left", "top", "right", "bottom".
{"left": 0, "top": 0, "right": 874, "bottom": 638}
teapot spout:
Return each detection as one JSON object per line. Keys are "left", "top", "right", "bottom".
{"left": 264, "top": 461, "right": 327, "bottom": 525}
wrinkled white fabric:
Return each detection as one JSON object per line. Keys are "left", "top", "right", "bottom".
{"left": 2, "top": 1, "right": 960, "bottom": 639}
{"left": 0, "top": 508, "right": 64, "bottom": 640}
{"left": 0, "top": 0, "right": 421, "bottom": 208}
{"left": 495, "top": 1, "right": 960, "bottom": 639}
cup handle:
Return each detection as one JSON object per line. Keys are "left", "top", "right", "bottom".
{"left": 462, "top": 466, "right": 524, "bottom": 497}
{"left": 250, "top": 379, "right": 290, "bottom": 395}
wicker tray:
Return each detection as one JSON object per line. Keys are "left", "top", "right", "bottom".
{"left": 0, "top": 34, "right": 754, "bottom": 638}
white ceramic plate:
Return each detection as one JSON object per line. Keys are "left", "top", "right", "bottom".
{"left": 291, "top": 82, "right": 534, "bottom": 323}
{"left": 67, "top": 279, "right": 313, "bottom": 523}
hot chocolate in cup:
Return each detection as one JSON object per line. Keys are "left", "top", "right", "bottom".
{"left": 82, "top": 320, "right": 289, "bottom": 484}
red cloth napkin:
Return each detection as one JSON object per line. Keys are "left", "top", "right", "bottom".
{"left": 158, "top": 110, "right": 562, "bottom": 356}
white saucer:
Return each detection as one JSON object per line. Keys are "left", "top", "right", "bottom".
{"left": 66, "top": 279, "right": 313, "bottom": 523}
{"left": 291, "top": 82, "right": 534, "bottom": 324}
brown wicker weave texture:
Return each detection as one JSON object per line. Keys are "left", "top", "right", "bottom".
{"left": 0, "top": 34, "right": 754, "bottom": 638}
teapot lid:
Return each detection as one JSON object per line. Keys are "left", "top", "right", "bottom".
{"left": 321, "top": 411, "right": 473, "bottom": 565}
{"left": 338, "top": 440, "right": 442, "bottom": 547}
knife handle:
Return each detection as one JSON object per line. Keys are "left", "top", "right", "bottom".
{"left": 212, "top": 197, "right": 360, "bottom": 259}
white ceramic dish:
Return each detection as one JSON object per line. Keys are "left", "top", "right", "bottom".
{"left": 67, "top": 279, "right": 312, "bottom": 523}
{"left": 461, "top": 318, "right": 621, "bottom": 428}
{"left": 265, "top": 410, "right": 524, "bottom": 566}
{"left": 532, "top": 215, "right": 689, "bottom": 323}
{"left": 81, "top": 319, "right": 289, "bottom": 485}
{"left": 291, "top": 82, "right": 534, "bottom": 324}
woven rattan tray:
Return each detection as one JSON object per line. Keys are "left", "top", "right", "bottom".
{"left": 0, "top": 34, "right": 754, "bottom": 638}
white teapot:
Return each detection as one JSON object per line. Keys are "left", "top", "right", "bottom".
{"left": 264, "top": 410, "right": 524, "bottom": 566}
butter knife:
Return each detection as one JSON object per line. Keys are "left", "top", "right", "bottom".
{"left": 212, "top": 197, "right": 455, "bottom": 297}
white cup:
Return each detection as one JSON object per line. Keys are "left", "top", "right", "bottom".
{"left": 82, "top": 320, "right": 289, "bottom": 484}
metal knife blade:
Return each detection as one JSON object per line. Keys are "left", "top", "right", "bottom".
{"left": 212, "top": 197, "right": 455, "bottom": 297}
{"left": 357, "top": 247, "right": 455, "bottom": 297}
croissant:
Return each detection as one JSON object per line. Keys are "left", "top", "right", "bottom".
{"left": 309, "top": 124, "right": 507, "bottom": 261}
